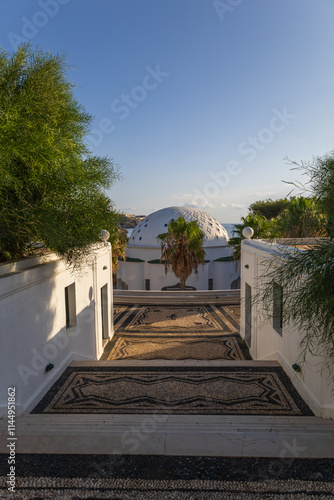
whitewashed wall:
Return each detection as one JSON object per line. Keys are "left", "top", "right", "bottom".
{"left": 118, "top": 245, "right": 238, "bottom": 290}
{"left": 240, "top": 239, "right": 334, "bottom": 419}
{"left": 212, "top": 261, "right": 239, "bottom": 289}
{"left": 118, "top": 261, "right": 144, "bottom": 289}
{"left": 0, "top": 245, "right": 113, "bottom": 417}
{"left": 147, "top": 263, "right": 210, "bottom": 290}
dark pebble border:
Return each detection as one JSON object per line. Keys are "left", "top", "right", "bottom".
{"left": 0, "top": 455, "right": 334, "bottom": 482}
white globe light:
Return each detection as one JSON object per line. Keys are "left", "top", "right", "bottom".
{"left": 99, "top": 229, "right": 110, "bottom": 242}
{"left": 242, "top": 227, "right": 254, "bottom": 239}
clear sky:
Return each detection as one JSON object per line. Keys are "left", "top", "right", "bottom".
{"left": 1, "top": 0, "right": 334, "bottom": 222}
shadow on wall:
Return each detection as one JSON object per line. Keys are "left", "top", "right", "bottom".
{"left": 116, "top": 277, "right": 128, "bottom": 290}
{"left": 231, "top": 277, "right": 240, "bottom": 289}
{"left": 161, "top": 282, "right": 197, "bottom": 291}
{"left": 0, "top": 259, "right": 98, "bottom": 416}
{"left": 17, "top": 300, "right": 97, "bottom": 395}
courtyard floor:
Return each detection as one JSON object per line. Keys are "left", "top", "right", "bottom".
{"left": 1, "top": 303, "right": 334, "bottom": 499}
{"left": 31, "top": 304, "right": 312, "bottom": 417}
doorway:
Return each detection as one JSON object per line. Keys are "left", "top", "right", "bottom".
{"left": 245, "top": 282, "right": 252, "bottom": 348}
{"left": 101, "top": 284, "right": 109, "bottom": 341}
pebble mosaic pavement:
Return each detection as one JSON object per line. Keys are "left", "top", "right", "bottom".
{"left": 2, "top": 304, "right": 330, "bottom": 498}
{"left": 31, "top": 365, "right": 313, "bottom": 416}
{"left": 102, "top": 304, "right": 250, "bottom": 360}
{"left": 0, "top": 455, "right": 334, "bottom": 499}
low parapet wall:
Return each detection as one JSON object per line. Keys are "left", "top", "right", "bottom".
{"left": 113, "top": 289, "right": 240, "bottom": 305}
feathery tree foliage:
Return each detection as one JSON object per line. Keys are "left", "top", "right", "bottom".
{"left": 0, "top": 44, "right": 120, "bottom": 264}
{"left": 257, "top": 153, "right": 334, "bottom": 377}
{"left": 157, "top": 216, "right": 205, "bottom": 290}
{"left": 285, "top": 156, "right": 334, "bottom": 237}
{"left": 229, "top": 196, "right": 327, "bottom": 262}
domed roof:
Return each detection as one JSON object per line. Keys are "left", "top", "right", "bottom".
{"left": 128, "top": 206, "right": 229, "bottom": 247}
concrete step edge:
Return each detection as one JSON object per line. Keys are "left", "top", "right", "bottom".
{"left": 4, "top": 415, "right": 333, "bottom": 433}
{"left": 6, "top": 414, "right": 330, "bottom": 423}
{"left": 71, "top": 360, "right": 281, "bottom": 367}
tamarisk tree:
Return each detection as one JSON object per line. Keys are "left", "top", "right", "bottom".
{"left": 0, "top": 44, "right": 120, "bottom": 264}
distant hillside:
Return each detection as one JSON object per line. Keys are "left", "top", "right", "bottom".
{"left": 120, "top": 214, "right": 146, "bottom": 228}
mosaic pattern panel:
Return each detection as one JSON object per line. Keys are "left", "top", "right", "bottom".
{"left": 104, "top": 335, "right": 249, "bottom": 361}
{"left": 114, "top": 305, "right": 240, "bottom": 335}
{"left": 103, "top": 304, "right": 246, "bottom": 360}
{"left": 32, "top": 367, "right": 314, "bottom": 416}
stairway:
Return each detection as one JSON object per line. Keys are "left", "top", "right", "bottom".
{"left": 2, "top": 304, "right": 333, "bottom": 460}
{"left": 1, "top": 359, "right": 333, "bottom": 458}
{"left": 2, "top": 412, "right": 333, "bottom": 457}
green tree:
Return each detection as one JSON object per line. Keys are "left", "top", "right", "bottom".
{"left": 276, "top": 196, "right": 327, "bottom": 238}
{"left": 257, "top": 153, "right": 334, "bottom": 379}
{"left": 249, "top": 198, "right": 289, "bottom": 219}
{"left": 286, "top": 155, "right": 334, "bottom": 237}
{"left": 157, "top": 216, "right": 205, "bottom": 290}
{"left": 0, "top": 45, "right": 119, "bottom": 264}
{"left": 229, "top": 196, "right": 327, "bottom": 263}
{"left": 110, "top": 226, "right": 128, "bottom": 286}
{"left": 228, "top": 214, "right": 279, "bottom": 262}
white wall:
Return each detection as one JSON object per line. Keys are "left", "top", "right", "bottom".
{"left": 118, "top": 261, "right": 144, "bottom": 289}
{"left": 126, "top": 246, "right": 160, "bottom": 262}
{"left": 240, "top": 239, "right": 334, "bottom": 419}
{"left": 118, "top": 244, "right": 239, "bottom": 290}
{"left": 147, "top": 263, "right": 210, "bottom": 290}
{"left": 0, "top": 245, "right": 113, "bottom": 417}
{"left": 212, "top": 261, "right": 239, "bottom": 289}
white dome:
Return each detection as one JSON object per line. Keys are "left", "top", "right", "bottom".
{"left": 128, "top": 206, "right": 229, "bottom": 247}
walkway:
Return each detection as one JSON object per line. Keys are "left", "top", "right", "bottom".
{"left": 1, "top": 454, "right": 334, "bottom": 499}
{"left": 102, "top": 304, "right": 249, "bottom": 360}
{"left": 1, "top": 303, "right": 334, "bottom": 498}
{"left": 29, "top": 305, "right": 310, "bottom": 417}
{"left": 10, "top": 302, "right": 333, "bottom": 458}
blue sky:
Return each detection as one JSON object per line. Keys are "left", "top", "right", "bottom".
{"left": 1, "top": 0, "right": 334, "bottom": 222}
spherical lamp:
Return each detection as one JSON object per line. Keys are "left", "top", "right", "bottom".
{"left": 99, "top": 229, "right": 110, "bottom": 244}
{"left": 242, "top": 227, "right": 254, "bottom": 239}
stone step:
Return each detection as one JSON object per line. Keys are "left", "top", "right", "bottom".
{"left": 72, "top": 360, "right": 281, "bottom": 368}
{"left": 113, "top": 290, "right": 240, "bottom": 305}
{"left": 1, "top": 414, "right": 333, "bottom": 457}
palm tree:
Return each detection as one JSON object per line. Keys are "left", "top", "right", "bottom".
{"left": 157, "top": 216, "right": 205, "bottom": 290}
{"left": 228, "top": 213, "right": 278, "bottom": 263}
{"left": 109, "top": 226, "right": 128, "bottom": 286}
{"left": 276, "top": 196, "right": 327, "bottom": 238}
{"left": 229, "top": 197, "right": 327, "bottom": 265}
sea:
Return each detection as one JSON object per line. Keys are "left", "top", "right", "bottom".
{"left": 221, "top": 223, "right": 237, "bottom": 238}
{"left": 125, "top": 223, "right": 237, "bottom": 239}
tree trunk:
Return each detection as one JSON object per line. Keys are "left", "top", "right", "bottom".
{"left": 180, "top": 277, "right": 186, "bottom": 290}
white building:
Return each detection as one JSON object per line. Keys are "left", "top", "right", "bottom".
{"left": 117, "top": 206, "right": 239, "bottom": 291}
{"left": 240, "top": 236, "right": 334, "bottom": 419}
{"left": 0, "top": 244, "right": 113, "bottom": 417}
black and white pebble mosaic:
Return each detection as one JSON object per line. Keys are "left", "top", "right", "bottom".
{"left": 0, "top": 455, "right": 333, "bottom": 499}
